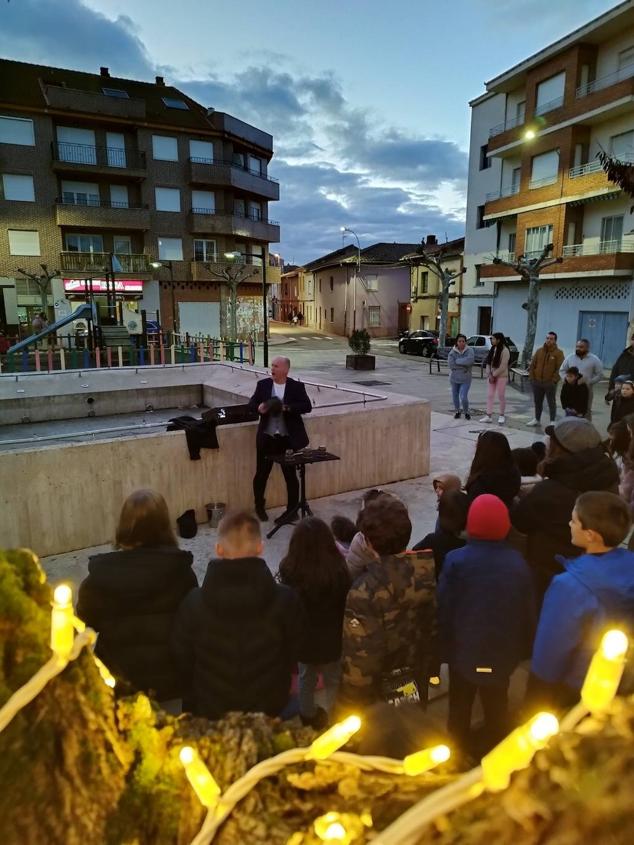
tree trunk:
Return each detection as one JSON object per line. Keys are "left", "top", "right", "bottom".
{"left": 229, "top": 283, "right": 239, "bottom": 342}
{"left": 438, "top": 277, "right": 451, "bottom": 347}
{"left": 521, "top": 271, "right": 539, "bottom": 368}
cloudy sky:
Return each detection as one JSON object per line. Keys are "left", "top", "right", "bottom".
{"left": 0, "top": 0, "right": 615, "bottom": 262}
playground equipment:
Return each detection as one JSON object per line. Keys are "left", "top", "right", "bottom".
{"left": 8, "top": 303, "right": 98, "bottom": 354}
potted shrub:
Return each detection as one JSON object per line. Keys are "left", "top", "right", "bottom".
{"left": 346, "top": 329, "right": 376, "bottom": 370}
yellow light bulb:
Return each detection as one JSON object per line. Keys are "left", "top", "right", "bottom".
{"left": 581, "top": 629, "right": 629, "bottom": 713}
{"left": 307, "top": 715, "right": 362, "bottom": 760}
{"left": 94, "top": 655, "right": 116, "bottom": 689}
{"left": 50, "top": 582, "right": 75, "bottom": 659}
{"left": 429, "top": 676, "right": 441, "bottom": 686}
{"left": 402, "top": 743, "right": 451, "bottom": 776}
{"left": 313, "top": 811, "right": 367, "bottom": 844}
{"left": 482, "top": 711, "right": 559, "bottom": 792}
{"left": 179, "top": 745, "right": 221, "bottom": 808}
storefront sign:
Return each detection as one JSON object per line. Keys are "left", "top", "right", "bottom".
{"left": 63, "top": 279, "right": 143, "bottom": 293}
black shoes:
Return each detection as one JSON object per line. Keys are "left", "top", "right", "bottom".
{"left": 465, "top": 412, "right": 471, "bottom": 420}
{"left": 275, "top": 505, "right": 299, "bottom": 524}
{"left": 255, "top": 505, "right": 269, "bottom": 522}
{"left": 454, "top": 411, "right": 461, "bottom": 419}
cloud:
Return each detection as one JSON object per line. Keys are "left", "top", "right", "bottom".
{"left": 0, "top": 0, "right": 467, "bottom": 264}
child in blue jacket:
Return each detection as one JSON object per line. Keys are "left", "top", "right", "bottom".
{"left": 438, "top": 494, "right": 535, "bottom": 755}
{"left": 529, "top": 491, "right": 634, "bottom": 710}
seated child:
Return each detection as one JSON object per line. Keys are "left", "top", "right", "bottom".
{"left": 529, "top": 491, "right": 634, "bottom": 711}
{"left": 172, "top": 511, "right": 305, "bottom": 719}
{"left": 611, "top": 379, "right": 634, "bottom": 425}
{"left": 560, "top": 366, "right": 589, "bottom": 418}
{"left": 331, "top": 515, "right": 357, "bottom": 557}
{"left": 511, "top": 447, "right": 542, "bottom": 497}
{"left": 413, "top": 489, "right": 468, "bottom": 579}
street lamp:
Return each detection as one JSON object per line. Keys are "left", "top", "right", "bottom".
{"left": 150, "top": 260, "right": 176, "bottom": 338}
{"left": 341, "top": 226, "right": 361, "bottom": 333}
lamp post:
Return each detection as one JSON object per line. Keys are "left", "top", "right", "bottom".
{"left": 150, "top": 260, "right": 176, "bottom": 340}
{"left": 341, "top": 226, "right": 361, "bottom": 333}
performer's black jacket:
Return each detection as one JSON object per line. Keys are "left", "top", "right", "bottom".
{"left": 248, "top": 377, "right": 312, "bottom": 449}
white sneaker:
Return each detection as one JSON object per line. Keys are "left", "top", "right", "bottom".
{"left": 526, "top": 418, "right": 540, "bottom": 427}
{"left": 498, "top": 415, "right": 506, "bottom": 425}
{"left": 479, "top": 415, "right": 492, "bottom": 423}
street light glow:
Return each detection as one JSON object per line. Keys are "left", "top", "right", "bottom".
{"left": 524, "top": 129, "right": 536, "bottom": 140}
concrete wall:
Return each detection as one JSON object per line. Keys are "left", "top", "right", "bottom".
{"left": 0, "top": 363, "right": 430, "bottom": 556}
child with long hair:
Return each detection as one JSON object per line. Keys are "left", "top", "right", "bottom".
{"left": 278, "top": 517, "right": 351, "bottom": 725}
{"left": 480, "top": 332, "right": 510, "bottom": 425}
{"left": 465, "top": 430, "right": 520, "bottom": 508}
{"left": 608, "top": 413, "right": 634, "bottom": 514}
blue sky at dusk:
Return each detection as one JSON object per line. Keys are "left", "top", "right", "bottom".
{"left": 0, "top": 0, "right": 616, "bottom": 262}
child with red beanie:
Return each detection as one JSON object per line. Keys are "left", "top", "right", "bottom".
{"left": 438, "top": 494, "right": 535, "bottom": 756}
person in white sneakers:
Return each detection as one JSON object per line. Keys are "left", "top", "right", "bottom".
{"left": 480, "top": 333, "right": 510, "bottom": 425}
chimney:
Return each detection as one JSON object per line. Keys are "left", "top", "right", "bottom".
{"left": 155, "top": 75, "right": 165, "bottom": 86}
{"left": 100, "top": 67, "right": 110, "bottom": 78}
{"left": 426, "top": 234, "right": 437, "bottom": 246}
{"left": 206, "top": 107, "right": 215, "bottom": 115}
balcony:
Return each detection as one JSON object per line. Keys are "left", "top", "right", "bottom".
{"left": 489, "top": 112, "right": 526, "bottom": 138}
{"left": 207, "top": 112, "right": 273, "bottom": 152}
{"left": 52, "top": 142, "right": 146, "bottom": 180}
{"left": 190, "top": 259, "right": 265, "bottom": 285}
{"left": 569, "top": 160, "right": 603, "bottom": 178}
{"left": 44, "top": 84, "right": 146, "bottom": 120}
{"left": 528, "top": 174, "right": 558, "bottom": 190}
{"left": 187, "top": 158, "right": 280, "bottom": 201}
{"left": 187, "top": 208, "right": 280, "bottom": 242}
{"left": 55, "top": 198, "right": 150, "bottom": 229}
{"left": 485, "top": 183, "right": 520, "bottom": 201}
{"left": 60, "top": 252, "right": 152, "bottom": 275}
{"left": 534, "top": 94, "right": 564, "bottom": 117}
{"left": 576, "top": 61, "right": 634, "bottom": 98}
{"left": 562, "top": 239, "right": 634, "bottom": 257}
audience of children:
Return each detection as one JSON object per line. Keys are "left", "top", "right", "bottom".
{"left": 278, "top": 517, "right": 351, "bottom": 726}
{"left": 413, "top": 489, "right": 468, "bottom": 578}
{"left": 330, "top": 515, "right": 357, "bottom": 557}
{"left": 608, "top": 414, "right": 634, "bottom": 515}
{"left": 346, "top": 488, "right": 390, "bottom": 580}
{"left": 438, "top": 495, "right": 535, "bottom": 755}
{"left": 464, "top": 430, "right": 521, "bottom": 508}
{"left": 560, "top": 365, "right": 589, "bottom": 418}
{"left": 511, "top": 447, "right": 542, "bottom": 497}
{"left": 611, "top": 378, "right": 634, "bottom": 424}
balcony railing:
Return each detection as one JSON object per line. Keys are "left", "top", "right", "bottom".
{"left": 189, "top": 157, "right": 278, "bottom": 183}
{"left": 528, "top": 174, "right": 558, "bottom": 189}
{"left": 190, "top": 207, "right": 280, "bottom": 225}
{"left": 534, "top": 94, "right": 565, "bottom": 116}
{"left": 576, "top": 60, "right": 634, "bottom": 97}
{"left": 60, "top": 252, "right": 151, "bottom": 272}
{"left": 56, "top": 197, "right": 148, "bottom": 210}
{"left": 494, "top": 251, "right": 516, "bottom": 263}
{"left": 489, "top": 111, "right": 526, "bottom": 138}
{"left": 485, "top": 182, "right": 521, "bottom": 201}
{"left": 562, "top": 239, "right": 634, "bottom": 257}
{"left": 52, "top": 141, "right": 146, "bottom": 170}
{"left": 568, "top": 160, "right": 604, "bottom": 178}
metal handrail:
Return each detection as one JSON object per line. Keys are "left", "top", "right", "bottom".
{"left": 56, "top": 197, "right": 148, "bottom": 210}
{"left": 562, "top": 240, "right": 634, "bottom": 257}
{"left": 489, "top": 111, "right": 525, "bottom": 137}
{"left": 576, "top": 61, "right": 634, "bottom": 97}
{"left": 568, "top": 160, "right": 603, "bottom": 178}
{"left": 59, "top": 251, "right": 151, "bottom": 272}
{"left": 190, "top": 207, "right": 280, "bottom": 225}
{"left": 189, "top": 156, "right": 279, "bottom": 183}
{"left": 534, "top": 94, "right": 564, "bottom": 116}
{"left": 485, "top": 183, "right": 520, "bottom": 201}
{"left": 528, "top": 174, "right": 558, "bottom": 189}
{"left": 52, "top": 141, "right": 146, "bottom": 169}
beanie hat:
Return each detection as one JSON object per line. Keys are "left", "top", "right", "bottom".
{"left": 466, "top": 494, "right": 510, "bottom": 541}
{"left": 544, "top": 417, "right": 601, "bottom": 453}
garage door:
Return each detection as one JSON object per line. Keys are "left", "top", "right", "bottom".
{"left": 178, "top": 302, "right": 220, "bottom": 338}
{"left": 578, "top": 311, "right": 629, "bottom": 368}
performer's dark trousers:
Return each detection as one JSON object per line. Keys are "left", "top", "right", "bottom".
{"left": 253, "top": 434, "right": 299, "bottom": 510}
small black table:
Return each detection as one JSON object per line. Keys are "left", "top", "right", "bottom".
{"left": 266, "top": 448, "right": 340, "bottom": 538}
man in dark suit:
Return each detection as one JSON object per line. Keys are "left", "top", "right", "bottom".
{"left": 248, "top": 356, "right": 312, "bottom": 522}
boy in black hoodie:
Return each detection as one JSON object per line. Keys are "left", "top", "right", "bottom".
{"left": 560, "top": 366, "right": 589, "bottom": 418}
{"left": 172, "top": 511, "right": 305, "bottom": 719}
{"left": 611, "top": 379, "right": 634, "bottom": 424}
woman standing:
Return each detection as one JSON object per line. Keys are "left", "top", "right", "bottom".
{"left": 481, "top": 332, "right": 510, "bottom": 425}
{"left": 448, "top": 334, "right": 475, "bottom": 420}
{"left": 77, "top": 489, "right": 197, "bottom": 702}
{"left": 465, "top": 430, "right": 521, "bottom": 509}
{"left": 278, "top": 517, "right": 351, "bottom": 726}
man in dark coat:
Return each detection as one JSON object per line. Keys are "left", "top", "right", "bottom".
{"left": 248, "top": 356, "right": 312, "bottom": 522}
{"left": 171, "top": 511, "right": 305, "bottom": 720}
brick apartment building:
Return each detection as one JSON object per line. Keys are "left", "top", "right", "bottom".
{"left": 405, "top": 234, "right": 464, "bottom": 336}
{"left": 0, "top": 59, "right": 280, "bottom": 340}
{"left": 463, "top": 0, "right": 634, "bottom": 365}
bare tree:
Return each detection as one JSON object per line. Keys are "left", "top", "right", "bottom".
{"left": 203, "top": 258, "right": 258, "bottom": 341}
{"left": 492, "top": 244, "right": 562, "bottom": 367}
{"left": 16, "top": 264, "right": 60, "bottom": 318}
{"left": 408, "top": 242, "right": 465, "bottom": 345}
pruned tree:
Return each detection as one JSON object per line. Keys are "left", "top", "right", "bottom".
{"left": 407, "top": 242, "right": 465, "bottom": 345}
{"left": 16, "top": 264, "right": 60, "bottom": 318}
{"left": 204, "top": 259, "right": 258, "bottom": 341}
{"left": 492, "top": 244, "right": 562, "bottom": 367}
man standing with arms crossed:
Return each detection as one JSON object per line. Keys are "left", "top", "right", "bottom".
{"left": 559, "top": 338, "right": 603, "bottom": 420}
{"left": 527, "top": 331, "right": 564, "bottom": 428}
{"left": 248, "top": 356, "right": 312, "bottom": 523}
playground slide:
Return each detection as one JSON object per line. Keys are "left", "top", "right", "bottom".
{"left": 8, "top": 303, "right": 97, "bottom": 354}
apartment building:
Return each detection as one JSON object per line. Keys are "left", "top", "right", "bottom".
{"left": 406, "top": 234, "right": 464, "bottom": 335}
{"left": 0, "top": 59, "right": 280, "bottom": 339}
{"left": 302, "top": 242, "right": 416, "bottom": 337}
{"left": 463, "top": 0, "right": 634, "bottom": 365}
{"left": 276, "top": 265, "right": 314, "bottom": 322}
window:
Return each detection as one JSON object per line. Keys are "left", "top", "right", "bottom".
{"left": 113, "top": 236, "right": 131, "bottom": 254}
{"left": 57, "top": 126, "right": 96, "bottom": 163}
{"left": 535, "top": 72, "right": 565, "bottom": 115}
{"left": 61, "top": 180, "right": 100, "bottom": 206}
{"left": 162, "top": 97, "right": 189, "bottom": 110}
{"left": 368, "top": 306, "right": 381, "bottom": 327}
{"left": 476, "top": 204, "right": 491, "bottom": 228}
{"left": 600, "top": 216, "right": 624, "bottom": 251}
{"left": 511, "top": 166, "right": 522, "bottom": 190}
{"left": 110, "top": 184, "right": 129, "bottom": 208}
{"left": 411, "top": 277, "right": 418, "bottom": 299}
{"left": 152, "top": 135, "right": 178, "bottom": 161}
{"left": 2, "top": 174, "right": 35, "bottom": 201}
{"left": 0, "top": 115, "right": 35, "bottom": 146}
{"left": 106, "top": 132, "right": 126, "bottom": 168}
{"left": 65, "top": 233, "right": 104, "bottom": 253}
{"left": 330, "top": 307, "right": 334, "bottom": 322}
{"left": 248, "top": 155, "right": 263, "bottom": 176}
{"left": 530, "top": 149, "right": 559, "bottom": 188}
{"left": 249, "top": 244, "right": 263, "bottom": 266}
{"left": 192, "top": 190, "right": 215, "bottom": 214}
{"left": 525, "top": 224, "right": 554, "bottom": 256}
{"left": 319, "top": 279, "right": 322, "bottom": 293}
{"left": 508, "top": 232, "right": 516, "bottom": 255}
{"left": 248, "top": 201, "right": 261, "bottom": 221}
{"left": 421, "top": 270, "right": 429, "bottom": 293}
{"left": 189, "top": 139, "right": 213, "bottom": 163}
{"left": 102, "top": 88, "right": 129, "bottom": 98}
{"left": 155, "top": 187, "right": 181, "bottom": 212}
{"left": 474, "top": 264, "right": 483, "bottom": 287}
{"left": 158, "top": 237, "right": 183, "bottom": 260}
{"left": 365, "top": 274, "right": 378, "bottom": 291}
{"left": 479, "top": 144, "right": 491, "bottom": 170}
{"left": 618, "top": 46, "right": 634, "bottom": 70}
{"left": 8, "top": 230, "right": 40, "bottom": 256}
{"left": 194, "top": 239, "right": 217, "bottom": 262}
{"left": 516, "top": 100, "right": 526, "bottom": 124}
{"left": 610, "top": 130, "right": 634, "bottom": 163}
{"left": 330, "top": 275, "right": 334, "bottom": 291}
{"left": 232, "top": 152, "right": 245, "bottom": 168}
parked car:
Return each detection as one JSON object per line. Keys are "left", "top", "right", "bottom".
{"left": 398, "top": 330, "right": 440, "bottom": 357}
{"left": 436, "top": 334, "right": 519, "bottom": 365}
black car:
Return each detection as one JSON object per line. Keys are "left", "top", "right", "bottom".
{"left": 398, "top": 330, "right": 439, "bottom": 357}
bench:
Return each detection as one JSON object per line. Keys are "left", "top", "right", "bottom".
{"left": 509, "top": 366, "right": 530, "bottom": 392}
{"left": 428, "top": 358, "right": 485, "bottom": 378}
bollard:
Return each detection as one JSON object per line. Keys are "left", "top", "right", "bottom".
{"left": 83, "top": 347, "right": 90, "bottom": 369}
{"left": 95, "top": 347, "right": 101, "bottom": 368}
{"left": 106, "top": 346, "right": 112, "bottom": 368}
{"left": 21, "top": 349, "right": 29, "bottom": 372}
{"left": 239, "top": 342, "right": 244, "bottom": 364}
{"left": 7, "top": 352, "right": 15, "bottom": 373}
{"left": 117, "top": 346, "right": 123, "bottom": 368}
{"left": 59, "top": 347, "right": 66, "bottom": 371}
{"left": 150, "top": 345, "right": 155, "bottom": 366}
{"left": 198, "top": 342, "right": 204, "bottom": 363}
{"left": 189, "top": 344, "right": 196, "bottom": 363}
{"left": 170, "top": 344, "right": 175, "bottom": 365}
{"left": 70, "top": 348, "right": 78, "bottom": 369}
{"left": 34, "top": 349, "right": 41, "bottom": 371}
